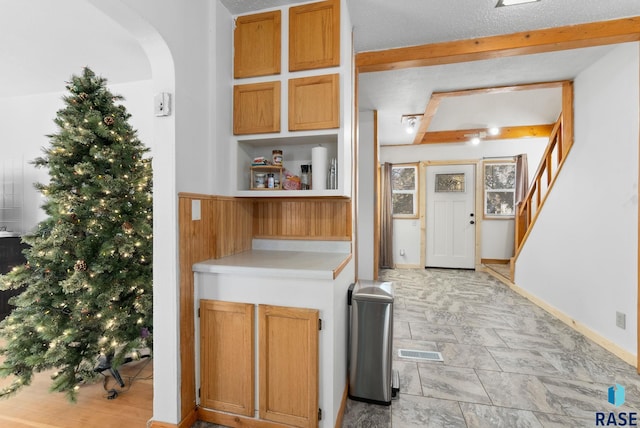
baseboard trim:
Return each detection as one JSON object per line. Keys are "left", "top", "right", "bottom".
{"left": 481, "top": 258, "right": 510, "bottom": 264}
{"left": 147, "top": 407, "right": 197, "bottom": 428}
{"left": 335, "top": 382, "right": 348, "bottom": 428}
{"left": 394, "top": 263, "right": 421, "bottom": 269}
{"left": 490, "top": 270, "right": 637, "bottom": 368}
{"left": 197, "top": 407, "right": 284, "bottom": 428}
{"left": 149, "top": 386, "right": 348, "bottom": 428}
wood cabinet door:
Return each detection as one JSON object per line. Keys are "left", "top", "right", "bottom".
{"left": 289, "top": 74, "right": 339, "bottom": 131}
{"left": 289, "top": 0, "right": 340, "bottom": 71}
{"left": 234, "top": 81, "right": 281, "bottom": 135}
{"left": 259, "top": 304, "right": 319, "bottom": 428}
{"left": 234, "top": 10, "right": 281, "bottom": 78}
{"left": 200, "top": 300, "right": 254, "bottom": 416}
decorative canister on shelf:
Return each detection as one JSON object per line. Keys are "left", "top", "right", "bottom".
{"left": 272, "top": 149, "right": 283, "bottom": 166}
{"left": 254, "top": 172, "right": 266, "bottom": 188}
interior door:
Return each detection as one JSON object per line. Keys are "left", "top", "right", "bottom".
{"left": 426, "top": 164, "right": 476, "bottom": 269}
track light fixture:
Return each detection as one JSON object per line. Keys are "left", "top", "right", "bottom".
{"left": 401, "top": 114, "right": 423, "bottom": 135}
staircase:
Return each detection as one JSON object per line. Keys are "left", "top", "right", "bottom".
{"left": 513, "top": 82, "right": 574, "bottom": 268}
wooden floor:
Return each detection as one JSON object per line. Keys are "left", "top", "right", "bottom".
{"left": 0, "top": 349, "right": 153, "bottom": 428}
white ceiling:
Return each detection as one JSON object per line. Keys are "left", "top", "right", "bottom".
{"left": 1, "top": 0, "right": 638, "bottom": 145}
{"left": 0, "top": 0, "right": 150, "bottom": 98}
{"left": 362, "top": 44, "right": 618, "bottom": 145}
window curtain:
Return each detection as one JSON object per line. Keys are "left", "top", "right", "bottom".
{"left": 379, "top": 162, "right": 394, "bottom": 269}
{"left": 515, "top": 154, "right": 529, "bottom": 206}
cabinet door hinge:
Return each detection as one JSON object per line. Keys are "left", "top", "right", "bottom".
{"left": 318, "top": 318, "right": 322, "bottom": 330}
{"left": 318, "top": 408, "right": 322, "bottom": 421}
{"left": 197, "top": 307, "right": 200, "bottom": 318}
{"left": 198, "top": 387, "right": 201, "bottom": 398}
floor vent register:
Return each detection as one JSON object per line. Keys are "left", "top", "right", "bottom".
{"left": 398, "top": 349, "right": 444, "bottom": 362}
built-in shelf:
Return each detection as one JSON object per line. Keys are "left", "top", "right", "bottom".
{"left": 230, "top": 0, "right": 352, "bottom": 199}
{"left": 235, "top": 133, "right": 345, "bottom": 197}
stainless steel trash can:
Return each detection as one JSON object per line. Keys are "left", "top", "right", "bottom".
{"left": 348, "top": 280, "right": 394, "bottom": 405}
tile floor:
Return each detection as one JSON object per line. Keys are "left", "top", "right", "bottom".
{"left": 195, "top": 268, "right": 640, "bottom": 428}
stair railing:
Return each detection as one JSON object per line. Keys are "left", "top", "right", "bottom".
{"left": 514, "top": 113, "right": 568, "bottom": 256}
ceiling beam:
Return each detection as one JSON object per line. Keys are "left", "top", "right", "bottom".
{"left": 431, "top": 80, "right": 566, "bottom": 98}
{"left": 418, "top": 125, "right": 555, "bottom": 145}
{"left": 412, "top": 99, "right": 439, "bottom": 145}
{"left": 356, "top": 17, "right": 640, "bottom": 73}
{"left": 410, "top": 81, "right": 568, "bottom": 144}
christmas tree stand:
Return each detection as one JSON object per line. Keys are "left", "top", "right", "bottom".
{"left": 94, "top": 351, "right": 151, "bottom": 388}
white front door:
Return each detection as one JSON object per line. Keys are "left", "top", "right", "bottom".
{"left": 426, "top": 164, "right": 476, "bottom": 269}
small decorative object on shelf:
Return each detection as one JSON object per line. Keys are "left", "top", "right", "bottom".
{"left": 272, "top": 149, "right": 283, "bottom": 166}
{"left": 255, "top": 172, "right": 266, "bottom": 188}
{"left": 300, "top": 165, "right": 310, "bottom": 190}
{"left": 328, "top": 158, "right": 338, "bottom": 189}
{"left": 250, "top": 166, "right": 283, "bottom": 190}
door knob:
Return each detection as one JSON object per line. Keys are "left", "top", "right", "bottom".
{"left": 470, "top": 220, "right": 475, "bottom": 225}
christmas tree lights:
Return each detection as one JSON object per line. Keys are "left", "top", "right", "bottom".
{"left": 0, "top": 67, "right": 153, "bottom": 401}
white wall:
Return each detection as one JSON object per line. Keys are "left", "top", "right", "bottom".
{"left": 516, "top": 42, "right": 639, "bottom": 356}
{"left": 357, "top": 110, "right": 375, "bottom": 279}
{"left": 213, "top": 2, "right": 233, "bottom": 195}
{"left": 0, "top": 81, "right": 153, "bottom": 233}
{"left": 3, "top": 1, "right": 217, "bottom": 424}
{"left": 381, "top": 138, "right": 547, "bottom": 266}
{"left": 88, "top": 0, "right": 215, "bottom": 423}
{"left": 393, "top": 218, "right": 421, "bottom": 266}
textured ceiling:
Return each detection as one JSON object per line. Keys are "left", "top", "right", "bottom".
{"left": 362, "top": 44, "right": 619, "bottom": 145}
{"left": 348, "top": 0, "right": 639, "bottom": 52}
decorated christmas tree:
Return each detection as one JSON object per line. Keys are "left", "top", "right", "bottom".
{"left": 0, "top": 67, "right": 153, "bottom": 401}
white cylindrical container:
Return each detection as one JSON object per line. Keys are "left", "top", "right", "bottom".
{"left": 311, "top": 145, "right": 327, "bottom": 190}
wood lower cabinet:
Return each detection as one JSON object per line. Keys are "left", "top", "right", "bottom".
{"left": 199, "top": 301, "right": 319, "bottom": 428}
{"left": 259, "top": 304, "right": 319, "bottom": 428}
{"left": 200, "top": 300, "right": 254, "bottom": 416}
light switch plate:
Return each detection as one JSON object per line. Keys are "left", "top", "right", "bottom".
{"left": 192, "top": 200, "right": 201, "bottom": 221}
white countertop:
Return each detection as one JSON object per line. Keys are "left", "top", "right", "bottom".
{"left": 193, "top": 249, "right": 351, "bottom": 280}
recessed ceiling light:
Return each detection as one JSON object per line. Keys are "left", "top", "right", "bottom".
{"left": 488, "top": 127, "right": 500, "bottom": 136}
{"left": 496, "top": 0, "right": 540, "bottom": 7}
{"left": 470, "top": 137, "right": 481, "bottom": 145}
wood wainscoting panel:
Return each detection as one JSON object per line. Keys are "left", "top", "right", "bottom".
{"left": 253, "top": 198, "right": 352, "bottom": 240}
{"left": 179, "top": 194, "right": 215, "bottom": 418}
{"left": 178, "top": 194, "right": 254, "bottom": 420}
{"left": 212, "top": 197, "right": 254, "bottom": 258}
